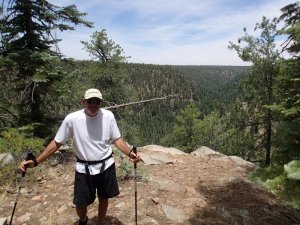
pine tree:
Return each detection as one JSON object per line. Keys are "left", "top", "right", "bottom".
{"left": 271, "top": 2, "right": 300, "bottom": 164}
{"left": 229, "top": 17, "right": 281, "bottom": 166}
{"left": 0, "top": 0, "right": 92, "bottom": 135}
{"left": 162, "top": 102, "right": 202, "bottom": 152}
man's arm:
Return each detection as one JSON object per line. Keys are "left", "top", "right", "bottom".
{"left": 19, "top": 139, "right": 62, "bottom": 172}
{"left": 113, "top": 138, "right": 141, "bottom": 163}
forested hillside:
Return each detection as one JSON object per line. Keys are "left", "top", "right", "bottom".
{"left": 121, "top": 64, "right": 195, "bottom": 144}
{"left": 0, "top": 59, "right": 241, "bottom": 145}
{"left": 175, "top": 66, "right": 248, "bottom": 114}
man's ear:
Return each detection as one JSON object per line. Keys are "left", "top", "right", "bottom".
{"left": 81, "top": 99, "right": 86, "bottom": 106}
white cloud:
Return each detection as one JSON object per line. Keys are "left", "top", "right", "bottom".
{"left": 54, "top": 0, "right": 296, "bottom": 65}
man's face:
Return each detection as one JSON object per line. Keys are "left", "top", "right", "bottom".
{"left": 84, "top": 98, "right": 101, "bottom": 116}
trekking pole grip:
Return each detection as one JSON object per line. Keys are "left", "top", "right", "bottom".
{"left": 23, "top": 150, "right": 36, "bottom": 177}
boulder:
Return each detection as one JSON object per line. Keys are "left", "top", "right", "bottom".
{"left": 140, "top": 145, "right": 187, "bottom": 156}
{"left": 229, "top": 156, "right": 256, "bottom": 170}
{"left": 139, "top": 152, "right": 176, "bottom": 165}
{"left": 0, "top": 153, "right": 14, "bottom": 167}
{"left": 190, "top": 146, "right": 224, "bottom": 159}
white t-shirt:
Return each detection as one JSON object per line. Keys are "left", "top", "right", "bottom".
{"left": 54, "top": 108, "right": 121, "bottom": 175}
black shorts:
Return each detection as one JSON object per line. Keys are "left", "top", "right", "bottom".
{"left": 73, "top": 163, "right": 120, "bottom": 206}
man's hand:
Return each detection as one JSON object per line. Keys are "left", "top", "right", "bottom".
{"left": 114, "top": 138, "right": 143, "bottom": 163}
{"left": 129, "top": 150, "right": 142, "bottom": 163}
{"left": 18, "top": 160, "right": 34, "bottom": 173}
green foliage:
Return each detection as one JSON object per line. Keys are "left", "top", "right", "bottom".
{"left": 266, "top": 174, "right": 300, "bottom": 210}
{"left": 250, "top": 162, "right": 300, "bottom": 210}
{"left": 196, "top": 111, "right": 225, "bottom": 149}
{"left": 246, "top": 2, "right": 300, "bottom": 215}
{"left": 285, "top": 160, "right": 300, "bottom": 180}
{"left": 81, "top": 29, "right": 129, "bottom": 63}
{"left": 114, "top": 148, "right": 134, "bottom": 180}
{"left": 278, "top": 2, "right": 300, "bottom": 54}
{"left": 113, "top": 148, "right": 144, "bottom": 181}
{"left": 0, "top": 55, "right": 19, "bottom": 128}
{"left": 229, "top": 16, "right": 281, "bottom": 166}
{"left": 0, "top": 0, "right": 92, "bottom": 55}
{"left": 272, "top": 120, "right": 300, "bottom": 165}
{"left": 0, "top": 127, "right": 44, "bottom": 188}
{"left": 0, "top": 127, "right": 44, "bottom": 157}
{"left": 124, "top": 64, "right": 194, "bottom": 145}
{"left": 0, "top": 0, "right": 92, "bottom": 136}
{"left": 175, "top": 65, "right": 247, "bottom": 115}
{"left": 117, "top": 116, "right": 143, "bottom": 147}
{"left": 250, "top": 166, "right": 284, "bottom": 183}
{"left": 163, "top": 102, "right": 202, "bottom": 152}
{"left": 212, "top": 116, "right": 257, "bottom": 160}
{"left": 270, "top": 59, "right": 300, "bottom": 166}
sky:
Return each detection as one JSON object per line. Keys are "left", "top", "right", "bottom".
{"left": 52, "top": 0, "right": 296, "bottom": 66}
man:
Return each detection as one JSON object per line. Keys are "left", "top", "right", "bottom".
{"left": 19, "top": 88, "right": 141, "bottom": 225}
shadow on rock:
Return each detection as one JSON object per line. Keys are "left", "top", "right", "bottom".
{"left": 89, "top": 215, "right": 124, "bottom": 225}
{"left": 189, "top": 178, "right": 299, "bottom": 225}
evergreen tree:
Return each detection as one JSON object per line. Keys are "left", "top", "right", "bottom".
{"left": 229, "top": 17, "right": 281, "bottom": 166}
{"left": 247, "top": 3, "right": 300, "bottom": 212}
{"left": 271, "top": 2, "right": 300, "bottom": 164}
{"left": 81, "top": 29, "right": 129, "bottom": 63}
{"left": 162, "top": 102, "right": 201, "bottom": 152}
{"left": 0, "top": 0, "right": 92, "bottom": 135}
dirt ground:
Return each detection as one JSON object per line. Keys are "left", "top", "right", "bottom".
{"left": 0, "top": 146, "right": 299, "bottom": 225}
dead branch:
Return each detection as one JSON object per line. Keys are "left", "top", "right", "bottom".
{"left": 104, "top": 95, "right": 177, "bottom": 110}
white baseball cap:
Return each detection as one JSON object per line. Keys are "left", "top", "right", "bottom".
{"left": 84, "top": 88, "right": 102, "bottom": 100}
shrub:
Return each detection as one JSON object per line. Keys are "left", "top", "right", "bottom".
{"left": 0, "top": 127, "right": 44, "bottom": 157}
{"left": 250, "top": 161, "right": 300, "bottom": 217}
{"left": 0, "top": 127, "right": 44, "bottom": 187}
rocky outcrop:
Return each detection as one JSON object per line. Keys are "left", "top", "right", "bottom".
{"left": 0, "top": 145, "right": 296, "bottom": 225}
{"left": 190, "top": 146, "right": 225, "bottom": 158}
{"left": 138, "top": 145, "right": 187, "bottom": 165}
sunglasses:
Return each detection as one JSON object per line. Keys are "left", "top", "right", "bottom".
{"left": 87, "top": 98, "right": 101, "bottom": 105}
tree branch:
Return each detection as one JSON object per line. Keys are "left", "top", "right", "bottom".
{"left": 104, "top": 95, "right": 177, "bottom": 110}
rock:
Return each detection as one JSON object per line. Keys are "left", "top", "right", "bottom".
{"left": 190, "top": 146, "right": 225, "bottom": 159}
{"left": 0, "top": 153, "right": 14, "bottom": 166}
{"left": 150, "top": 154, "right": 175, "bottom": 164}
{"left": 0, "top": 218, "right": 7, "bottom": 225}
{"left": 20, "top": 188, "right": 29, "bottom": 194}
{"left": 152, "top": 176, "right": 187, "bottom": 194}
{"left": 6, "top": 189, "right": 16, "bottom": 194}
{"left": 31, "top": 195, "right": 43, "bottom": 201}
{"left": 141, "top": 145, "right": 187, "bottom": 155}
{"left": 229, "top": 156, "right": 256, "bottom": 170}
{"left": 138, "top": 144, "right": 186, "bottom": 165}
{"left": 143, "top": 216, "right": 160, "bottom": 225}
{"left": 16, "top": 213, "right": 32, "bottom": 223}
{"left": 139, "top": 152, "right": 175, "bottom": 165}
{"left": 138, "top": 153, "right": 162, "bottom": 165}
{"left": 114, "top": 202, "right": 125, "bottom": 208}
{"left": 161, "top": 205, "right": 186, "bottom": 222}
{"left": 56, "top": 204, "right": 68, "bottom": 214}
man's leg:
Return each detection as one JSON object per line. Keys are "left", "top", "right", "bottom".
{"left": 98, "top": 197, "right": 108, "bottom": 225}
{"left": 76, "top": 206, "right": 88, "bottom": 222}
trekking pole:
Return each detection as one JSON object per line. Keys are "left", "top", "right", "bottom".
{"left": 132, "top": 146, "right": 138, "bottom": 225}
{"left": 9, "top": 150, "right": 35, "bottom": 225}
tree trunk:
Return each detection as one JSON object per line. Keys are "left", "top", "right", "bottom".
{"left": 265, "top": 108, "right": 272, "bottom": 167}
